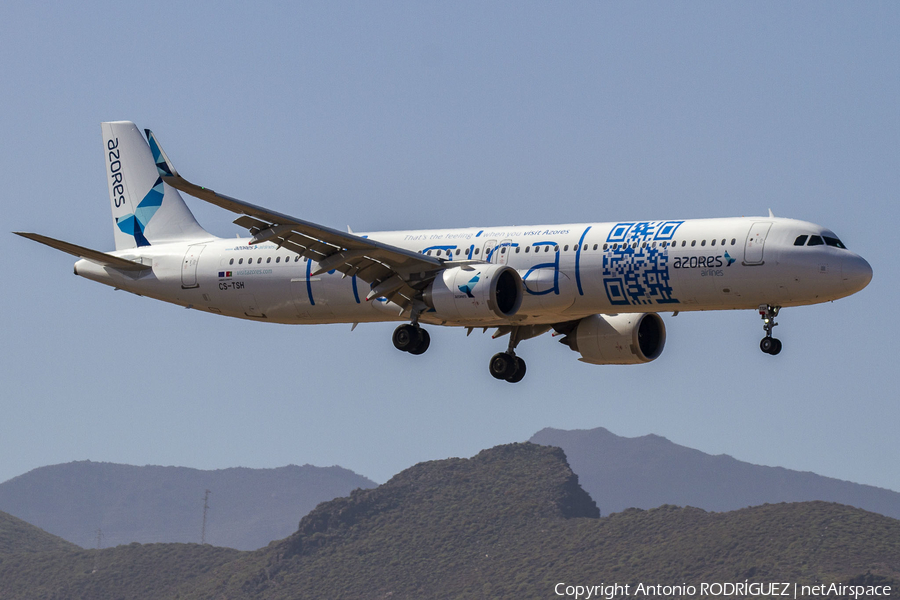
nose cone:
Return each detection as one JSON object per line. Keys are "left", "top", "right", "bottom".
{"left": 842, "top": 253, "right": 873, "bottom": 294}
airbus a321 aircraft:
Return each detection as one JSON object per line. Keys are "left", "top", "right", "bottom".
{"left": 16, "top": 122, "right": 873, "bottom": 383}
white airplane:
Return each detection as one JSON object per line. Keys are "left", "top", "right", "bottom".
{"left": 16, "top": 121, "right": 872, "bottom": 383}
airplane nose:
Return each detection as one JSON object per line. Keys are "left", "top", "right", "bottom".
{"left": 842, "top": 253, "right": 873, "bottom": 293}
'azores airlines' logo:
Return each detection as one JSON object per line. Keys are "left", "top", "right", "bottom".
{"left": 116, "top": 177, "right": 164, "bottom": 247}
{"left": 459, "top": 272, "right": 480, "bottom": 298}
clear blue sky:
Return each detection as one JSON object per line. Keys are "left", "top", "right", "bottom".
{"left": 2, "top": 2, "right": 898, "bottom": 492}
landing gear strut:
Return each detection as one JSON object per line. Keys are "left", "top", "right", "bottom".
{"left": 392, "top": 324, "right": 430, "bottom": 355}
{"left": 758, "top": 304, "right": 782, "bottom": 355}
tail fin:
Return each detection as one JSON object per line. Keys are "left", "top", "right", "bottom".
{"left": 101, "top": 121, "right": 209, "bottom": 250}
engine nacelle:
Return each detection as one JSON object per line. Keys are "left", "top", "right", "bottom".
{"left": 424, "top": 265, "right": 523, "bottom": 322}
{"left": 561, "top": 313, "right": 666, "bottom": 365}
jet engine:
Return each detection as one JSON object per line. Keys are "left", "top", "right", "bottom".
{"left": 424, "top": 264, "right": 523, "bottom": 321}
{"left": 558, "top": 313, "right": 666, "bottom": 365}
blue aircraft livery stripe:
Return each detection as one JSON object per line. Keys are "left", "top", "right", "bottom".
{"left": 305, "top": 257, "right": 315, "bottom": 306}
{"left": 575, "top": 226, "right": 591, "bottom": 296}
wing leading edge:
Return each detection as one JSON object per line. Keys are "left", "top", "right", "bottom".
{"left": 144, "top": 129, "right": 447, "bottom": 308}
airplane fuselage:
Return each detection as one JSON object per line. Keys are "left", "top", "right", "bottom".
{"left": 74, "top": 216, "right": 871, "bottom": 327}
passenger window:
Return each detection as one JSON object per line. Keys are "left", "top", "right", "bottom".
{"left": 731, "top": 238, "right": 736, "bottom": 245}
{"left": 823, "top": 236, "right": 847, "bottom": 249}
{"left": 642, "top": 242, "right": 647, "bottom": 248}
{"left": 501, "top": 247, "right": 506, "bottom": 254}
{"left": 545, "top": 246, "right": 550, "bottom": 252}
{"left": 613, "top": 243, "right": 618, "bottom": 250}
{"left": 691, "top": 241, "right": 696, "bottom": 247}
{"left": 427, "top": 250, "right": 432, "bottom": 255}
{"left": 525, "top": 246, "right": 530, "bottom": 253}
{"left": 475, "top": 248, "right": 480, "bottom": 255}
{"left": 808, "top": 235, "right": 824, "bottom": 246}
{"left": 794, "top": 235, "right": 808, "bottom": 246}
{"left": 721, "top": 239, "right": 726, "bottom": 246}
{"left": 701, "top": 240, "right": 706, "bottom": 247}
{"left": 238, "top": 258, "right": 243, "bottom": 264}
{"left": 266, "top": 257, "right": 272, "bottom": 263}
{"left": 652, "top": 242, "right": 657, "bottom": 248}
{"left": 632, "top": 242, "right": 637, "bottom": 249}
{"left": 711, "top": 239, "right": 716, "bottom": 246}
{"left": 455, "top": 249, "right": 461, "bottom": 255}
{"left": 276, "top": 257, "right": 280, "bottom": 263}
{"left": 682, "top": 241, "right": 686, "bottom": 247}
{"left": 229, "top": 258, "right": 234, "bottom": 265}
{"left": 554, "top": 245, "right": 559, "bottom": 252}
{"left": 295, "top": 256, "right": 300, "bottom": 261}
{"left": 602, "top": 244, "right": 607, "bottom": 250}
{"left": 257, "top": 258, "right": 262, "bottom": 264}
{"left": 564, "top": 245, "right": 569, "bottom": 251}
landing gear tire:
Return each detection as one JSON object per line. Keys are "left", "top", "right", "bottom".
{"left": 392, "top": 324, "right": 417, "bottom": 352}
{"left": 489, "top": 352, "right": 526, "bottom": 383}
{"left": 490, "top": 352, "right": 517, "bottom": 380}
{"left": 393, "top": 324, "right": 430, "bottom": 355}
{"left": 408, "top": 329, "right": 430, "bottom": 355}
{"left": 506, "top": 357, "right": 527, "bottom": 383}
{"left": 760, "top": 337, "right": 782, "bottom": 355}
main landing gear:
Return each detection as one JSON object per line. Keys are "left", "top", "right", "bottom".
{"left": 392, "top": 324, "right": 430, "bottom": 355}
{"left": 758, "top": 304, "right": 782, "bottom": 356}
{"left": 488, "top": 326, "right": 544, "bottom": 384}
{"left": 490, "top": 352, "right": 526, "bottom": 383}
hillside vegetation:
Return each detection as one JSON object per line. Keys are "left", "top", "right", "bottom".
{"left": 0, "top": 444, "right": 896, "bottom": 599}
{"left": 0, "top": 510, "right": 78, "bottom": 554}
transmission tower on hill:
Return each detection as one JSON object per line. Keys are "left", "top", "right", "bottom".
{"left": 201, "top": 489, "right": 211, "bottom": 545}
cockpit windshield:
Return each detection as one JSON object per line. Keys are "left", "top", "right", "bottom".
{"left": 793, "top": 234, "right": 848, "bottom": 249}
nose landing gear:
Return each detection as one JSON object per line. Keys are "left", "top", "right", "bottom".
{"left": 759, "top": 304, "right": 782, "bottom": 355}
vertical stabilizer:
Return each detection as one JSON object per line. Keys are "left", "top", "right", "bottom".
{"left": 101, "top": 121, "right": 209, "bottom": 250}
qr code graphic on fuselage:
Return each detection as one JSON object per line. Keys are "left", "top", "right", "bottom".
{"left": 603, "top": 221, "right": 682, "bottom": 306}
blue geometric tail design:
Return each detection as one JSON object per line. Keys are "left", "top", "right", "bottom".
{"left": 147, "top": 131, "right": 173, "bottom": 177}
{"left": 115, "top": 177, "right": 165, "bottom": 247}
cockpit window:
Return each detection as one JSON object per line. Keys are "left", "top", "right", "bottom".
{"left": 807, "top": 235, "right": 824, "bottom": 246}
{"left": 794, "top": 235, "right": 808, "bottom": 246}
{"left": 823, "top": 236, "right": 847, "bottom": 249}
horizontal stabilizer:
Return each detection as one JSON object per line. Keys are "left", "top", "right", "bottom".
{"left": 14, "top": 232, "right": 152, "bottom": 272}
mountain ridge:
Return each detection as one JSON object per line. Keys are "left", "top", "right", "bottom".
{"left": 0, "top": 443, "right": 897, "bottom": 599}
{"left": 529, "top": 426, "right": 900, "bottom": 519}
{"left": 0, "top": 460, "right": 376, "bottom": 550}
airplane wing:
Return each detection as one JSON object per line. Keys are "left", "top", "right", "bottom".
{"left": 13, "top": 232, "right": 151, "bottom": 272}
{"left": 145, "top": 129, "right": 448, "bottom": 308}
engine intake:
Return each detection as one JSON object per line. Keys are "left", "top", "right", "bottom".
{"left": 560, "top": 313, "right": 666, "bottom": 365}
{"left": 424, "top": 265, "right": 523, "bottom": 322}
